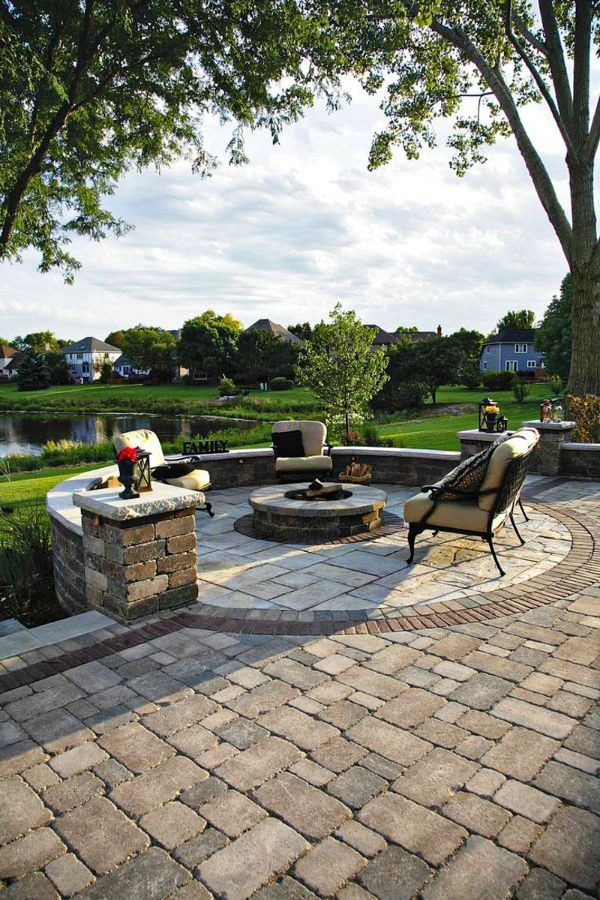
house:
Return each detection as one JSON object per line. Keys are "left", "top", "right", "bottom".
{"left": 479, "top": 328, "right": 544, "bottom": 374}
{"left": 0, "top": 344, "right": 19, "bottom": 378}
{"left": 62, "top": 337, "right": 121, "bottom": 382}
{"left": 365, "top": 325, "right": 442, "bottom": 351}
{"left": 244, "top": 319, "right": 304, "bottom": 345}
{"left": 113, "top": 354, "right": 148, "bottom": 379}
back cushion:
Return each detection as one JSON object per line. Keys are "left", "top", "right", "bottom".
{"left": 478, "top": 433, "right": 533, "bottom": 511}
{"left": 113, "top": 429, "right": 166, "bottom": 468}
{"left": 272, "top": 420, "right": 326, "bottom": 457}
{"left": 272, "top": 429, "right": 305, "bottom": 457}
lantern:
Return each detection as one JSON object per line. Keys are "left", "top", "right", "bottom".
{"left": 478, "top": 397, "right": 499, "bottom": 432}
{"left": 134, "top": 449, "right": 152, "bottom": 492}
{"left": 552, "top": 398, "right": 563, "bottom": 423}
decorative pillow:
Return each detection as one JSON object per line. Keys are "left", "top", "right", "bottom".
{"left": 272, "top": 429, "right": 305, "bottom": 458}
{"left": 152, "top": 462, "right": 199, "bottom": 481}
{"left": 426, "top": 443, "right": 497, "bottom": 501}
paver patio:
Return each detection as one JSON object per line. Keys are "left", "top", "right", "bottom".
{"left": 0, "top": 476, "right": 598, "bottom": 897}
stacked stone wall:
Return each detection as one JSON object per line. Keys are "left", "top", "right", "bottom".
{"left": 51, "top": 518, "right": 86, "bottom": 615}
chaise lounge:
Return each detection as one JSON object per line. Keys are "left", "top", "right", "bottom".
{"left": 113, "top": 429, "right": 214, "bottom": 517}
{"left": 403, "top": 427, "right": 540, "bottom": 576}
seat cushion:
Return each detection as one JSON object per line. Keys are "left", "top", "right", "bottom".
{"left": 164, "top": 472, "right": 207, "bottom": 496}
{"left": 272, "top": 429, "right": 305, "bottom": 458}
{"left": 114, "top": 429, "right": 166, "bottom": 468}
{"left": 478, "top": 430, "right": 538, "bottom": 511}
{"left": 404, "top": 492, "right": 506, "bottom": 533}
{"left": 275, "top": 455, "right": 333, "bottom": 473}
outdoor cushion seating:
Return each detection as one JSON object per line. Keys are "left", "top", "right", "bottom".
{"left": 403, "top": 427, "right": 540, "bottom": 576}
{"left": 113, "top": 428, "right": 214, "bottom": 516}
{"left": 272, "top": 420, "right": 333, "bottom": 481}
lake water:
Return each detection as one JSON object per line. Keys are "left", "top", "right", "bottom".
{"left": 0, "top": 412, "right": 258, "bottom": 457}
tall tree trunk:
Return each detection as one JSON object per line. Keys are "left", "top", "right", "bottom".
{"left": 568, "top": 261, "right": 600, "bottom": 396}
{"left": 566, "top": 153, "right": 599, "bottom": 397}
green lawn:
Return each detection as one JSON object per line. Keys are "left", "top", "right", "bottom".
{"left": 0, "top": 464, "right": 96, "bottom": 513}
{"left": 0, "top": 380, "right": 321, "bottom": 418}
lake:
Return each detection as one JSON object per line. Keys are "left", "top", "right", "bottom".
{"left": 0, "top": 412, "right": 257, "bottom": 457}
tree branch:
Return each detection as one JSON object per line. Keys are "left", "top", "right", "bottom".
{"left": 430, "top": 16, "right": 573, "bottom": 264}
{"left": 511, "top": 11, "right": 548, "bottom": 57}
{"left": 584, "top": 96, "right": 600, "bottom": 162}
{"left": 505, "top": 0, "right": 577, "bottom": 161}
{"left": 537, "top": 0, "right": 574, "bottom": 127}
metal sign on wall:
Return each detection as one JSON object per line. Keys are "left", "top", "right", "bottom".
{"left": 182, "top": 439, "right": 229, "bottom": 455}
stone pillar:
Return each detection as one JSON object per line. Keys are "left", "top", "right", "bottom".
{"left": 521, "top": 420, "right": 576, "bottom": 476}
{"left": 73, "top": 483, "right": 199, "bottom": 621}
{"left": 457, "top": 429, "right": 514, "bottom": 460}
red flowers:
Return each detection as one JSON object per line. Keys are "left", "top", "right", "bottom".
{"left": 116, "top": 446, "right": 138, "bottom": 463}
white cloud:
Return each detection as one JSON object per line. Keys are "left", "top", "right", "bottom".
{"left": 0, "top": 77, "right": 590, "bottom": 342}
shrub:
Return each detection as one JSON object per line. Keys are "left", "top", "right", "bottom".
{"left": 218, "top": 376, "right": 236, "bottom": 397}
{"left": 270, "top": 377, "right": 294, "bottom": 391}
{"left": 512, "top": 378, "right": 530, "bottom": 403}
{"left": 549, "top": 374, "right": 564, "bottom": 395}
{"left": 362, "top": 422, "right": 394, "bottom": 447}
{"left": 0, "top": 503, "right": 56, "bottom": 622}
{"left": 481, "top": 370, "right": 514, "bottom": 391}
{"left": 568, "top": 394, "right": 600, "bottom": 443}
{"left": 371, "top": 380, "right": 429, "bottom": 412}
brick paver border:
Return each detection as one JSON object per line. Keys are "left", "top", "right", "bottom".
{"left": 1, "top": 502, "right": 598, "bottom": 694}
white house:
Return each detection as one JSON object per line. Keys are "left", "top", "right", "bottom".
{"left": 62, "top": 337, "right": 121, "bottom": 382}
{"left": 0, "top": 344, "right": 19, "bottom": 378}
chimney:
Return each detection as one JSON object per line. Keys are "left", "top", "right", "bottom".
{"left": 437, "top": 325, "right": 442, "bottom": 337}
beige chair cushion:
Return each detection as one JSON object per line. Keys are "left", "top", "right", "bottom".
{"left": 478, "top": 429, "right": 538, "bottom": 511}
{"left": 275, "top": 456, "right": 333, "bottom": 473}
{"left": 272, "top": 420, "right": 327, "bottom": 457}
{"left": 165, "top": 470, "right": 210, "bottom": 492}
{"left": 404, "top": 492, "right": 506, "bottom": 533}
{"left": 114, "top": 429, "right": 166, "bottom": 467}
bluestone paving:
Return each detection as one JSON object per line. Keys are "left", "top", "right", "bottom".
{"left": 0, "top": 477, "right": 598, "bottom": 895}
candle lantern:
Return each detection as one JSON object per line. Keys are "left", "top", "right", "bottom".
{"left": 479, "top": 398, "right": 500, "bottom": 432}
{"left": 496, "top": 416, "right": 508, "bottom": 433}
{"left": 134, "top": 449, "right": 152, "bottom": 492}
{"left": 551, "top": 398, "right": 563, "bottom": 423}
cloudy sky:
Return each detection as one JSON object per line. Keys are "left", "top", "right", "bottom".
{"left": 0, "top": 77, "right": 584, "bottom": 344}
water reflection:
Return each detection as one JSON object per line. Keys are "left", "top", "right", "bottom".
{"left": 0, "top": 412, "right": 256, "bottom": 456}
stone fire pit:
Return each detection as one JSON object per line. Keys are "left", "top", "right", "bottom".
{"left": 248, "top": 482, "right": 387, "bottom": 541}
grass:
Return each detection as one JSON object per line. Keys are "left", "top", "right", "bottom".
{"left": 0, "top": 464, "right": 96, "bottom": 513}
{"left": 0, "top": 380, "right": 322, "bottom": 419}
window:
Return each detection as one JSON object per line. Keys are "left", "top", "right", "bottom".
{"left": 482, "top": 361, "right": 488, "bottom": 370}
{"left": 505, "top": 360, "right": 518, "bottom": 372}
{"left": 77, "top": 353, "right": 83, "bottom": 360}
{"left": 515, "top": 343, "right": 527, "bottom": 353}
{"left": 486, "top": 346, "right": 490, "bottom": 353}
{"left": 526, "top": 360, "right": 537, "bottom": 369}
{"left": 82, "top": 362, "right": 90, "bottom": 374}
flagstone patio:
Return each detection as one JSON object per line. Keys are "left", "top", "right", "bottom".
{"left": 0, "top": 475, "right": 598, "bottom": 898}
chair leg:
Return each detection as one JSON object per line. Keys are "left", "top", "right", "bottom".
{"left": 510, "top": 513, "right": 525, "bottom": 545}
{"left": 487, "top": 537, "right": 505, "bottom": 577}
{"left": 407, "top": 525, "right": 418, "bottom": 564}
{"left": 204, "top": 501, "right": 214, "bottom": 518}
{"left": 518, "top": 497, "right": 529, "bottom": 521}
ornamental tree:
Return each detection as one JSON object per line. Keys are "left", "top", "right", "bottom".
{"left": 304, "top": 0, "right": 598, "bottom": 396}
{"left": 295, "top": 304, "right": 389, "bottom": 440}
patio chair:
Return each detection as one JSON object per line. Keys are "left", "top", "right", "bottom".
{"left": 113, "top": 429, "right": 214, "bottom": 516}
{"left": 272, "top": 419, "right": 333, "bottom": 482}
{"left": 403, "top": 427, "right": 540, "bottom": 576}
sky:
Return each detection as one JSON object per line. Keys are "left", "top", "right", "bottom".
{"left": 0, "top": 77, "right": 584, "bottom": 344}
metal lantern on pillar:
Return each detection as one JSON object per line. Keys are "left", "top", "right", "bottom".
{"left": 134, "top": 449, "right": 152, "bottom": 492}
{"left": 479, "top": 397, "right": 499, "bottom": 432}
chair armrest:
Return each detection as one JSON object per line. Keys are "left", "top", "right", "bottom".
{"left": 323, "top": 442, "right": 333, "bottom": 456}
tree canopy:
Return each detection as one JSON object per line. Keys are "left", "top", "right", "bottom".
{"left": 301, "top": 0, "right": 598, "bottom": 395}
{"left": 13, "top": 331, "right": 61, "bottom": 355}
{"left": 122, "top": 326, "right": 176, "bottom": 383}
{"left": 295, "top": 304, "right": 389, "bottom": 440}
{"left": 536, "top": 273, "right": 572, "bottom": 383}
{"left": 233, "top": 330, "right": 300, "bottom": 384}
{"left": 0, "top": 0, "right": 338, "bottom": 279}
{"left": 178, "top": 311, "right": 242, "bottom": 380}
{"left": 495, "top": 310, "right": 537, "bottom": 332}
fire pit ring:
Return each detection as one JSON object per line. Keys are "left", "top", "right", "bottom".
{"left": 249, "top": 482, "right": 387, "bottom": 542}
